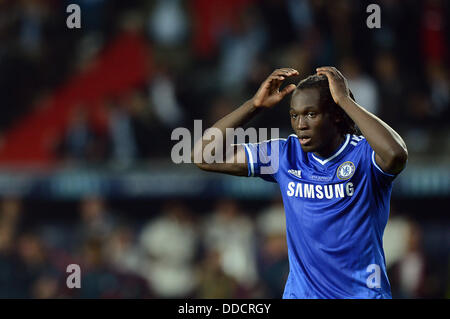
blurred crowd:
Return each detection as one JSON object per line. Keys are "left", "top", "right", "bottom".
{"left": 0, "top": 196, "right": 286, "bottom": 298}
{"left": 0, "top": 196, "right": 448, "bottom": 298}
{"left": 0, "top": 0, "right": 449, "bottom": 165}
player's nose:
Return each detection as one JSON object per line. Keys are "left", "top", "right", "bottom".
{"left": 297, "top": 116, "right": 309, "bottom": 130}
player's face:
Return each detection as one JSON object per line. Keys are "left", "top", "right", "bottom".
{"left": 290, "top": 88, "right": 338, "bottom": 154}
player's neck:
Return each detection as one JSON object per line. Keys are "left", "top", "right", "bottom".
{"left": 313, "top": 134, "right": 345, "bottom": 159}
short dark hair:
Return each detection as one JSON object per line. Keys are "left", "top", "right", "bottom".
{"left": 293, "top": 74, "right": 361, "bottom": 136}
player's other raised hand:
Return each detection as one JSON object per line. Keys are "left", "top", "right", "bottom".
{"left": 252, "top": 68, "right": 299, "bottom": 108}
{"left": 316, "top": 66, "right": 351, "bottom": 106}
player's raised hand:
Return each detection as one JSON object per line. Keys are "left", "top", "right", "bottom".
{"left": 252, "top": 68, "right": 299, "bottom": 108}
{"left": 316, "top": 67, "right": 351, "bottom": 106}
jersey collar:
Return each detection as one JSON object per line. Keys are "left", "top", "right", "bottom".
{"left": 310, "top": 134, "right": 350, "bottom": 165}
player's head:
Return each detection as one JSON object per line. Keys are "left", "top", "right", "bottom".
{"left": 290, "top": 74, "right": 359, "bottom": 153}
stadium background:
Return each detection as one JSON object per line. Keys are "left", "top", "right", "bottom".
{"left": 0, "top": 0, "right": 448, "bottom": 298}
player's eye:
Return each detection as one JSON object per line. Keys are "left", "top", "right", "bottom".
{"left": 290, "top": 114, "right": 297, "bottom": 119}
{"left": 307, "top": 112, "right": 316, "bottom": 118}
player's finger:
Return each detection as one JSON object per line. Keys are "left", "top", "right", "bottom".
{"left": 316, "top": 67, "right": 340, "bottom": 78}
{"left": 333, "top": 68, "right": 346, "bottom": 79}
{"left": 279, "top": 84, "right": 297, "bottom": 97}
{"left": 283, "top": 68, "right": 299, "bottom": 75}
{"left": 274, "top": 68, "right": 296, "bottom": 74}
{"left": 316, "top": 66, "right": 334, "bottom": 71}
{"left": 272, "top": 78, "right": 285, "bottom": 92}
{"left": 316, "top": 66, "right": 337, "bottom": 72}
{"left": 318, "top": 70, "right": 339, "bottom": 82}
{"left": 264, "top": 75, "right": 282, "bottom": 91}
{"left": 268, "top": 77, "right": 282, "bottom": 93}
{"left": 316, "top": 69, "right": 332, "bottom": 78}
{"left": 272, "top": 68, "right": 299, "bottom": 77}
{"left": 316, "top": 66, "right": 334, "bottom": 73}
{"left": 267, "top": 74, "right": 286, "bottom": 82}
{"left": 259, "top": 79, "right": 271, "bottom": 92}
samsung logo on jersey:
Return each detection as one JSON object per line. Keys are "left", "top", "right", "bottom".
{"left": 286, "top": 182, "right": 354, "bottom": 199}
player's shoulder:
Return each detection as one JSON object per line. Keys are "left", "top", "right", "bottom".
{"left": 258, "top": 134, "right": 299, "bottom": 156}
{"left": 257, "top": 134, "right": 296, "bottom": 147}
{"left": 282, "top": 134, "right": 301, "bottom": 150}
{"left": 348, "top": 134, "right": 367, "bottom": 149}
{"left": 346, "top": 134, "right": 373, "bottom": 160}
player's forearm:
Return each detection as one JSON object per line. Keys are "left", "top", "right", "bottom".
{"left": 191, "top": 99, "right": 261, "bottom": 164}
{"left": 338, "top": 97, "right": 408, "bottom": 172}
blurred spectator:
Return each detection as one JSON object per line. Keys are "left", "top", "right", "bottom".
{"left": 17, "top": 0, "right": 51, "bottom": 59}
{"left": 218, "top": 6, "right": 266, "bottom": 92}
{"left": 286, "top": 0, "right": 314, "bottom": 40}
{"left": 77, "top": 237, "right": 120, "bottom": 298}
{"left": 148, "top": 69, "right": 185, "bottom": 129}
{"left": 106, "top": 97, "right": 139, "bottom": 167}
{"left": 62, "top": 106, "right": 93, "bottom": 161}
{"left": 259, "top": 0, "right": 296, "bottom": 48}
{"left": 104, "top": 224, "right": 143, "bottom": 276}
{"left": 256, "top": 199, "right": 289, "bottom": 298}
{"left": 371, "top": 0, "right": 400, "bottom": 51}
{"left": 202, "top": 199, "right": 258, "bottom": 288}
{"left": 388, "top": 220, "right": 428, "bottom": 298}
{"left": 0, "top": 210, "right": 20, "bottom": 297}
{"left": 195, "top": 249, "right": 242, "bottom": 298}
{"left": 420, "top": 0, "right": 447, "bottom": 66}
{"left": 75, "top": 196, "right": 116, "bottom": 245}
{"left": 341, "top": 57, "right": 379, "bottom": 115}
{"left": 426, "top": 63, "right": 449, "bottom": 120}
{"left": 325, "top": 0, "right": 355, "bottom": 57}
{"left": 76, "top": 229, "right": 151, "bottom": 298}
{"left": 402, "top": 91, "right": 435, "bottom": 154}
{"left": 15, "top": 231, "right": 62, "bottom": 299}
{"left": 373, "top": 51, "right": 404, "bottom": 125}
{"left": 139, "top": 201, "right": 199, "bottom": 298}
{"left": 0, "top": 197, "right": 25, "bottom": 297}
{"left": 383, "top": 210, "right": 410, "bottom": 269}
{"left": 446, "top": 257, "right": 450, "bottom": 298}
{"left": 0, "top": 197, "right": 23, "bottom": 233}
{"left": 58, "top": 105, "right": 109, "bottom": 164}
{"left": 69, "top": 0, "right": 107, "bottom": 34}
{"left": 147, "top": 0, "right": 189, "bottom": 47}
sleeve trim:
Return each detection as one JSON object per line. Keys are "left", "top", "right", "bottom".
{"left": 243, "top": 144, "right": 255, "bottom": 177}
{"left": 371, "top": 151, "right": 396, "bottom": 177}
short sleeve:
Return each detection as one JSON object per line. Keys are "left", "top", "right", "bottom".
{"left": 360, "top": 139, "right": 399, "bottom": 187}
{"left": 241, "top": 139, "right": 286, "bottom": 183}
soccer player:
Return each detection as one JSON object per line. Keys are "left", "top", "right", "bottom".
{"left": 192, "top": 67, "right": 408, "bottom": 298}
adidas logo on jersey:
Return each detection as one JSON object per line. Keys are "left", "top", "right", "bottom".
{"left": 288, "top": 169, "right": 302, "bottom": 178}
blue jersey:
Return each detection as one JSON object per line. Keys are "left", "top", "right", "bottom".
{"left": 243, "top": 134, "right": 397, "bottom": 299}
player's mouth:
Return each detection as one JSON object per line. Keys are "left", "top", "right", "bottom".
{"left": 299, "top": 136, "right": 312, "bottom": 146}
